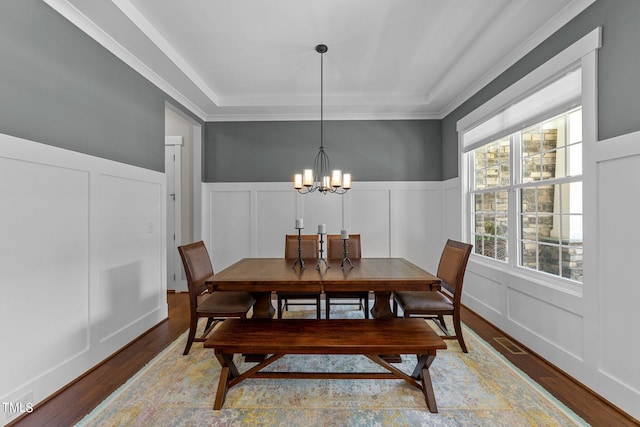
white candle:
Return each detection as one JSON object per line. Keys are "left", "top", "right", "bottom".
{"left": 322, "top": 175, "right": 331, "bottom": 190}
{"left": 318, "top": 224, "right": 326, "bottom": 234}
{"left": 294, "top": 174, "right": 303, "bottom": 189}
{"left": 331, "top": 170, "right": 341, "bottom": 187}
{"left": 295, "top": 218, "right": 304, "bottom": 229}
{"left": 342, "top": 173, "right": 351, "bottom": 189}
{"left": 340, "top": 229, "right": 349, "bottom": 239}
{"left": 303, "top": 169, "right": 314, "bottom": 186}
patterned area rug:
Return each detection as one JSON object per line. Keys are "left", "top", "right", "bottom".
{"left": 76, "top": 309, "right": 587, "bottom": 426}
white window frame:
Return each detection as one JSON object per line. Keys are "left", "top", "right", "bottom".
{"left": 458, "top": 27, "right": 600, "bottom": 291}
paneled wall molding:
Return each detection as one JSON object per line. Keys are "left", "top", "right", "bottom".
{"left": 201, "top": 181, "right": 446, "bottom": 274}
{"left": 589, "top": 129, "right": 640, "bottom": 416}
{"left": 450, "top": 128, "right": 640, "bottom": 420}
{"left": 0, "top": 133, "right": 167, "bottom": 425}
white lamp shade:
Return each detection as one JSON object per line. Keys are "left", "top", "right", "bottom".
{"left": 303, "top": 169, "right": 314, "bottom": 186}
{"left": 322, "top": 176, "right": 331, "bottom": 190}
{"left": 342, "top": 173, "right": 351, "bottom": 189}
{"left": 331, "top": 170, "right": 341, "bottom": 187}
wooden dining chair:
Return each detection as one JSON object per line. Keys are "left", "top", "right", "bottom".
{"left": 392, "top": 239, "right": 473, "bottom": 352}
{"left": 277, "top": 234, "right": 321, "bottom": 319}
{"left": 178, "top": 241, "right": 255, "bottom": 355}
{"left": 324, "top": 234, "right": 369, "bottom": 319}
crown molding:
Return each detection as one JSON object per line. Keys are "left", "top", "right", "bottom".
{"left": 42, "top": 0, "right": 207, "bottom": 121}
{"left": 110, "top": 0, "right": 220, "bottom": 106}
{"left": 439, "top": 0, "right": 597, "bottom": 119}
{"left": 204, "top": 111, "right": 441, "bottom": 122}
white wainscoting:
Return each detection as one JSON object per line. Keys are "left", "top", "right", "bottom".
{"left": 201, "top": 181, "right": 446, "bottom": 273}
{"left": 591, "top": 131, "right": 640, "bottom": 418}
{"left": 443, "top": 130, "right": 640, "bottom": 420}
{"left": 0, "top": 133, "right": 167, "bottom": 426}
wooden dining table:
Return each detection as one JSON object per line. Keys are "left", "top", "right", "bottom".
{"left": 205, "top": 257, "right": 441, "bottom": 319}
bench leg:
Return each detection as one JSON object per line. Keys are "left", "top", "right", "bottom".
{"left": 216, "top": 353, "right": 240, "bottom": 378}
{"left": 421, "top": 368, "right": 438, "bottom": 413}
{"left": 412, "top": 354, "right": 436, "bottom": 379}
{"left": 214, "top": 367, "right": 230, "bottom": 410}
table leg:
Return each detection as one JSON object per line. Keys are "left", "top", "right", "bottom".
{"left": 245, "top": 292, "right": 274, "bottom": 362}
{"left": 371, "top": 291, "right": 402, "bottom": 362}
{"left": 370, "top": 291, "right": 394, "bottom": 319}
{"left": 251, "top": 292, "right": 275, "bottom": 319}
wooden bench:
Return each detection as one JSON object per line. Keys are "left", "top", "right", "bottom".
{"left": 204, "top": 318, "right": 447, "bottom": 412}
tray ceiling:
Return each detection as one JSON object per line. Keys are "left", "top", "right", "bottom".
{"left": 45, "top": 0, "right": 594, "bottom": 121}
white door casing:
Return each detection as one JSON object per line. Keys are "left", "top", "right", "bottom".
{"left": 165, "top": 136, "right": 185, "bottom": 291}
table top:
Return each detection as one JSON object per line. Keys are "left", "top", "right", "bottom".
{"left": 206, "top": 258, "right": 440, "bottom": 293}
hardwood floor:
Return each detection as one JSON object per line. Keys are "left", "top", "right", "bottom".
{"left": 459, "top": 308, "right": 639, "bottom": 426}
{"left": 10, "top": 293, "right": 638, "bottom": 426}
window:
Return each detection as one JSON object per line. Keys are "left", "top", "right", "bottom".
{"left": 469, "top": 108, "right": 583, "bottom": 282}
{"left": 459, "top": 27, "right": 599, "bottom": 288}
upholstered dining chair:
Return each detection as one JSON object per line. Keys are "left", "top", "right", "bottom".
{"left": 324, "top": 234, "right": 369, "bottom": 319}
{"left": 392, "top": 239, "right": 473, "bottom": 352}
{"left": 178, "top": 241, "right": 255, "bottom": 355}
{"left": 277, "top": 234, "right": 321, "bottom": 319}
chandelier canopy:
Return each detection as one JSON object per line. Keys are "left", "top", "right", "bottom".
{"left": 293, "top": 44, "right": 351, "bottom": 195}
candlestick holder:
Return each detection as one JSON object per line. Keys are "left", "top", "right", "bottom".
{"left": 341, "top": 237, "right": 353, "bottom": 269}
{"left": 317, "top": 233, "right": 329, "bottom": 270}
{"left": 291, "top": 227, "right": 305, "bottom": 269}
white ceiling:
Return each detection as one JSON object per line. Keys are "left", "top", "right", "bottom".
{"left": 45, "top": 0, "right": 594, "bottom": 121}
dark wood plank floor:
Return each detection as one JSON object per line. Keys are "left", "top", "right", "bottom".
{"left": 10, "top": 293, "right": 638, "bottom": 426}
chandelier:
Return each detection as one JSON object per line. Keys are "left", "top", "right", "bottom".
{"left": 293, "top": 44, "right": 351, "bottom": 195}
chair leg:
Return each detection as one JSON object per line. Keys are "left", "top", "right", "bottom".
{"left": 183, "top": 315, "right": 198, "bottom": 355}
{"left": 325, "top": 297, "right": 331, "bottom": 319}
{"left": 430, "top": 316, "right": 449, "bottom": 336}
{"left": 437, "top": 315, "right": 448, "bottom": 333}
{"left": 277, "top": 295, "right": 283, "bottom": 319}
{"left": 363, "top": 296, "right": 369, "bottom": 319}
{"left": 392, "top": 299, "right": 398, "bottom": 317}
{"left": 453, "top": 313, "right": 468, "bottom": 353}
{"left": 316, "top": 296, "right": 321, "bottom": 319}
{"left": 204, "top": 317, "right": 215, "bottom": 331}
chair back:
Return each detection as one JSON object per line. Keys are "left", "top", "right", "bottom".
{"left": 436, "top": 239, "right": 473, "bottom": 302}
{"left": 178, "top": 241, "right": 214, "bottom": 308}
{"left": 285, "top": 234, "right": 319, "bottom": 259}
{"left": 327, "top": 234, "right": 361, "bottom": 259}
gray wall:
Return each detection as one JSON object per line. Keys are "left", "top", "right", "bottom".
{"left": 7, "top": 0, "right": 635, "bottom": 181}
{"left": 0, "top": 0, "right": 168, "bottom": 172}
{"left": 204, "top": 119, "right": 441, "bottom": 182}
{"left": 441, "top": 0, "right": 640, "bottom": 180}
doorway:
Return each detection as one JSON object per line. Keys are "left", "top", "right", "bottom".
{"left": 165, "top": 136, "right": 183, "bottom": 290}
{"left": 165, "top": 103, "right": 203, "bottom": 292}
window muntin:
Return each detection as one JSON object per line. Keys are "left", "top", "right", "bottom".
{"left": 471, "top": 137, "right": 510, "bottom": 262}
{"left": 469, "top": 108, "right": 583, "bottom": 283}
